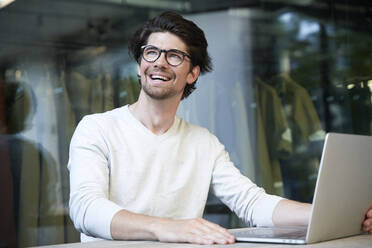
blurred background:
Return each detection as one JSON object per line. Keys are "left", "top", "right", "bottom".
{"left": 0, "top": 0, "right": 371, "bottom": 247}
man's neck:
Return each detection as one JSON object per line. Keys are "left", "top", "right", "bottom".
{"left": 129, "top": 92, "right": 181, "bottom": 135}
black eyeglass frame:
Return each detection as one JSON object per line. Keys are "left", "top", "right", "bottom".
{"left": 140, "top": 45, "right": 191, "bottom": 66}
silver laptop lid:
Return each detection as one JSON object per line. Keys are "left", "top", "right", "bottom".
{"left": 306, "top": 133, "right": 372, "bottom": 243}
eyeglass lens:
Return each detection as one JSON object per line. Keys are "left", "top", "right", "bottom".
{"left": 142, "top": 46, "right": 185, "bottom": 66}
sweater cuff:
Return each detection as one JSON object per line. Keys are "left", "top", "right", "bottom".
{"left": 85, "top": 199, "right": 123, "bottom": 240}
{"left": 253, "top": 194, "right": 283, "bottom": 227}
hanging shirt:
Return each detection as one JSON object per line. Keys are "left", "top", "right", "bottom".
{"left": 255, "top": 78, "right": 292, "bottom": 196}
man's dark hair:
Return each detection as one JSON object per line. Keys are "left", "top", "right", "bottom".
{"left": 128, "top": 11, "right": 212, "bottom": 99}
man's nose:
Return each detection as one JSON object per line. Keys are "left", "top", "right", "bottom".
{"left": 154, "top": 52, "right": 168, "bottom": 67}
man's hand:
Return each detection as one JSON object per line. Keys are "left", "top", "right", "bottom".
{"left": 362, "top": 208, "right": 372, "bottom": 234}
{"left": 153, "top": 217, "right": 235, "bottom": 245}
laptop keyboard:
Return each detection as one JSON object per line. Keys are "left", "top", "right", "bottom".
{"left": 231, "top": 227, "right": 307, "bottom": 239}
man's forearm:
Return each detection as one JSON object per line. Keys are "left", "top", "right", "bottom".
{"left": 110, "top": 209, "right": 161, "bottom": 240}
{"left": 110, "top": 209, "right": 235, "bottom": 244}
{"left": 272, "top": 199, "right": 312, "bottom": 226}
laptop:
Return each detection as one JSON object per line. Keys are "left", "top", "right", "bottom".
{"left": 229, "top": 133, "right": 372, "bottom": 244}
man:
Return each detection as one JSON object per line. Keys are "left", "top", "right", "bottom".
{"left": 68, "top": 12, "right": 372, "bottom": 245}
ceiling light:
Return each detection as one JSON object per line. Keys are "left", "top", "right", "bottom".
{"left": 0, "top": 0, "right": 15, "bottom": 9}
{"left": 105, "top": 0, "right": 190, "bottom": 11}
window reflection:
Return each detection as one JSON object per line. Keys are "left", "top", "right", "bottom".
{"left": 251, "top": 8, "right": 371, "bottom": 203}
{"left": 0, "top": 1, "right": 371, "bottom": 246}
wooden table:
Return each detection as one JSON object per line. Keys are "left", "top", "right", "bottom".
{"left": 33, "top": 234, "right": 372, "bottom": 248}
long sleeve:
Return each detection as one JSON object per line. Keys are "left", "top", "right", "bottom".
{"left": 68, "top": 116, "right": 123, "bottom": 240}
{"left": 210, "top": 136, "right": 283, "bottom": 227}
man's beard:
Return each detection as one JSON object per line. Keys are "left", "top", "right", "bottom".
{"left": 139, "top": 74, "right": 183, "bottom": 100}
{"left": 141, "top": 81, "right": 182, "bottom": 100}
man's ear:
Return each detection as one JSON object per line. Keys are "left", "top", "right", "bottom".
{"left": 137, "top": 64, "right": 141, "bottom": 76}
{"left": 186, "top": 65, "right": 200, "bottom": 85}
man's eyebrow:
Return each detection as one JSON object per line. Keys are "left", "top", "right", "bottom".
{"left": 145, "top": 45, "right": 188, "bottom": 53}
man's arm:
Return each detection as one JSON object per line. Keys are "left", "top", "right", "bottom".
{"left": 272, "top": 199, "right": 312, "bottom": 226}
{"left": 273, "top": 199, "right": 372, "bottom": 234}
{"left": 110, "top": 209, "right": 235, "bottom": 245}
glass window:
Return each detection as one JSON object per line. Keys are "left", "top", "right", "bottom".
{"left": 1, "top": 1, "right": 371, "bottom": 246}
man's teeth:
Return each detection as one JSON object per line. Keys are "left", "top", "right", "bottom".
{"left": 151, "top": 75, "right": 170, "bottom": 81}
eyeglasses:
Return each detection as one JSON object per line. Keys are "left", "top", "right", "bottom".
{"left": 141, "top": 45, "right": 191, "bottom": 66}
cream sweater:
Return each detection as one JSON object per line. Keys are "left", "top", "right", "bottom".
{"left": 68, "top": 105, "right": 282, "bottom": 242}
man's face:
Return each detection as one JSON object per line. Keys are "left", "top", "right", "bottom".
{"left": 137, "top": 32, "right": 200, "bottom": 100}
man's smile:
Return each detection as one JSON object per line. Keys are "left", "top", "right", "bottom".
{"left": 145, "top": 68, "right": 175, "bottom": 84}
{"left": 150, "top": 74, "right": 171, "bottom": 82}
